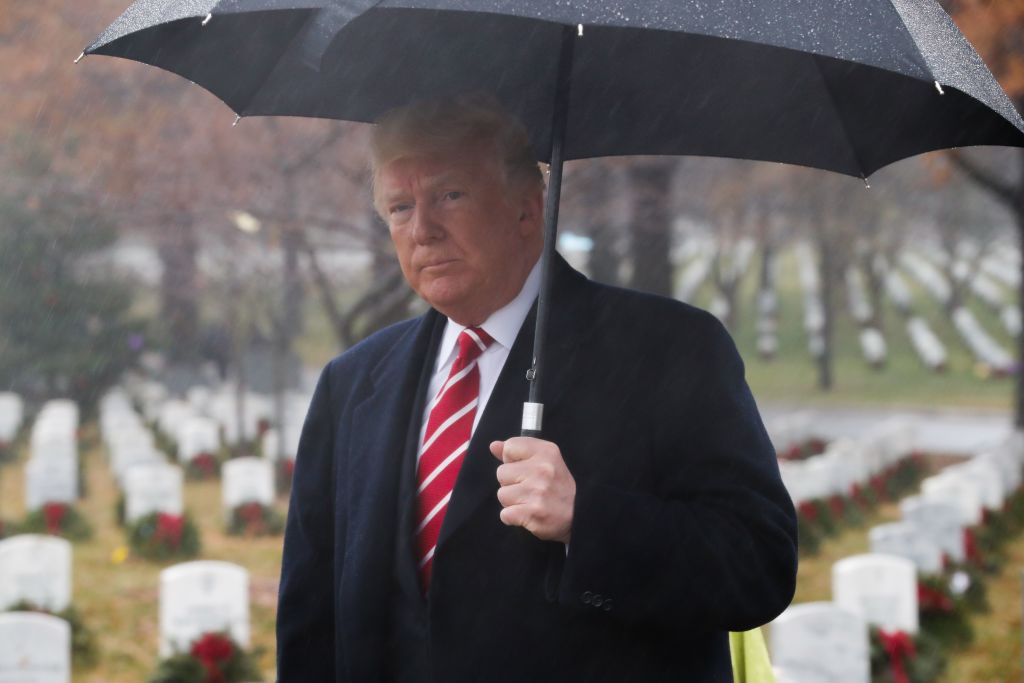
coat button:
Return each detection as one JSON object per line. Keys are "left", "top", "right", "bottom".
{"left": 592, "top": 595, "right": 604, "bottom": 608}
{"left": 581, "top": 591, "right": 593, "bottom": 605}
{"left": 602, "top": 599, "right": 613, "bottom": 612}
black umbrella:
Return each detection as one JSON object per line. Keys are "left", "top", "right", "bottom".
{"left": 82, "top": 0, "right": 1024, "bottom": 435}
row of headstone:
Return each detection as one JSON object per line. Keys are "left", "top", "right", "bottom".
{"left": 0, "top": 392, "right": 23, "bottom": 447}
{"left": 878, "top": 261, "right": 949, "bottom": 372}
{"left": 755, "top": 291, "right": 779, "bottom": 359}
{"left": 1001, "top": 305, "right": 1022, "bottom": 337}
{"left": 0, "top": 556, "right": 252, "bottom": 680}
{"left": 755, "top": 246, "right": 780, "bottom": 358}
{"left": 884, "top": 268, "right": 913, "bottom": 314}
{"left": 900, "top": 251, "right": 951, "bottom": 305}
{"left": 905, "top": 317, "right": 947, "bottom": 372}
{"left": 765, "top": 412, "right": 815, "bottom": 459}
{"left": 139, "top": 377, "right": 311, "bottom": 455}
{"left": 772, "top": 553, "right": 920, "bottom": 683}
{"left": 778, "top": 420, "right": 916, "bottom": 505}
{"left": 845, "top": 267, "right": 873, "bottom": 326}
{"left": 774, "top": 436, "right": 1024, "bottom": 682}
{"left": 967, "top": 270, "right": 1006, "bottom": 310}
{"left": 104, "top": 391, "right": 278, "bottom": 521}
{"left": 674, "top": 250, "right": 712, "bottom": 303}
{"left": 98, "top": 393, "right": 183, "bottom": 523}
{"left": 858, "top": 328, "right": 886, "bottom": 369}
{"left": 980, "top": 251, "right": 1021, "bottom": 289}
{"left": 950, "top": 306, "right": 1013, "bottom": 373}
{"left": 25, "top": 401, "right": 79, "bottom": 512}
{"left": 100, "top": 392, "right": 164, "bottom": 488}
{"left": 794, "top": 243, "right": 826, "bottom": 360}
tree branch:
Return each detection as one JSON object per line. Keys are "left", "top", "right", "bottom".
{"left": 947, "top": 150, "right": 1016, "bottom": 205}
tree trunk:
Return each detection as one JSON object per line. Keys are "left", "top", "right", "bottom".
{"left": 157, "top": 217, "right": 199, "bottom": 362}
{"left": 627, "top": 160, "right": 674, "bottom": 297}
{"left": 816, "top": 232, "right": 834, "bottom": 392}
{"left": 586, "top": 221, "right": 620, "bottom": 286}
{"left": 1015, "top": 185, "right": 1024, "bottom": 427}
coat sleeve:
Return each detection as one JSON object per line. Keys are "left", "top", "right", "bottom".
{"left": 276, "top": 365, "right": 341, "bottom": 681}
{"left": 557, "top": 314, "right": 798, "bottom": 632}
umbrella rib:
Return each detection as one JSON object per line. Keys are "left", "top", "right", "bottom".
{"left": 809, "top": 54, "right": 869, "bottom": 179}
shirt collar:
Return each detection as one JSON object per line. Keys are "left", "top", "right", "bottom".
{"left": 436, "top": 258, "right": 542, "bottom": 365}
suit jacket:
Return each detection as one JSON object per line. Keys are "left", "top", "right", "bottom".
{"left": 277, "top": 256, "right": 798, "bottom": 683}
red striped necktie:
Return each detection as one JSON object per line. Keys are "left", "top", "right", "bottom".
{"left": 415, "top": 326, "right": 494, "bottom": 592}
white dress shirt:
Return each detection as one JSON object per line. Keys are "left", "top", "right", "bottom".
{"left": 417, "top": 259, "right": 541, "bottom": 455}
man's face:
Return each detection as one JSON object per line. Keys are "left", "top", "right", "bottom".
{"left": 376, "top": 144, "right": 542, "bottom": 326}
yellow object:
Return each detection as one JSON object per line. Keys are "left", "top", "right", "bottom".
{"left": 110, "top": 545, "right": 129, "bottom": 565}
{"left": 730, "top": 628, "right": 776, "bottom": 683}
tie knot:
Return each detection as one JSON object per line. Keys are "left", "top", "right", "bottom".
{"left": 456, "top": 327, "right": 493, "bottom": 363}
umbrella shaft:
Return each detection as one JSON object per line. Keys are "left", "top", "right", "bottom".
{"left": 523, "top": 24, "right": 575, "bottom": 438}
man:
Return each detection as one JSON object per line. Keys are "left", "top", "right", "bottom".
{"left": 277, "top": 95, "right": 797, "bottom": 683}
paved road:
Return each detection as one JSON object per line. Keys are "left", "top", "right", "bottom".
{"left": 761, "top": 403, "right": 1015, "bottom": 455}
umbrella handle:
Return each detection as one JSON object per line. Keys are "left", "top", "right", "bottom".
{"left": 521, "top": 23, "right": 576, "bottom": 438}
{"left": 521, "top": 402, "right": 544, "bottom": 438}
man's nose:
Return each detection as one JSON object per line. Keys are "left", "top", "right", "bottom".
{"left": 411, "top": 203, "right": 444, "bottom": 244}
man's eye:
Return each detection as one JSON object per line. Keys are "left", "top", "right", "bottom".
{"left": 442, "top": 191, "right": 464, "bottom": 201}
{"left": 389, "top": 203, "right": 412, "bottom": 215}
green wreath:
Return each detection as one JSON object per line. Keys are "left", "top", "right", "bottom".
{"left": 227, "top": 502, "right": 284, "bottom": 537}
{"left": 127, "top": 512, "right": 201, "bottom": 561}
{"left": 869, "top": 627, "right": 945, "bottom": 683}
{"left": 20, "top": 503, "right": 93, "bottom": 542}
{"left": 150, "top": 632, "right": 262, "bottom": 683}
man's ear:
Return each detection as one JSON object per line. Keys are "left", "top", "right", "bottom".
{"left": 518, "top": 186, "right": 545, "bottom": 237}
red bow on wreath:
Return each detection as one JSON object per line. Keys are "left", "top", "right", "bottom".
{"left": 43, "top": 503, "right": 67, "bottom": 534}
{"left": 878, "top": 629, "right": 916, "bottom": 683}
{"left": 797, "top": 501, "right": 819, "bottom": 523}
{"left": 190, "top": 632, "right": 235, "bottom": 683}
{"left": 917, "top": 581, "right": 955, "bottom": 614}
{"left": 154, "top": 513, "right": 184, "bottom": 548}
{"left": 963, "top": 528, "right": 984, "bottom": 566}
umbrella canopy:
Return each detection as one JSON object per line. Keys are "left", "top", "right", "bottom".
{"left": 84, "top": 0, "right": 1024, "bottom": 433}
{"left": 86, "top": 0, "right": 1024, "bottom": 177}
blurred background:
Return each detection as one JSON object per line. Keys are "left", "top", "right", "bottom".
{"left": 3, "top": 1, "right": 1024, "bottom": 681}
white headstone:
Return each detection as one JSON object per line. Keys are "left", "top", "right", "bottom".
{"left": 949, "top": 460, "right": 1005, "bottom": 511}
{"left": 24, "top": 458, "right": 77, "bottom": 511}
{"left": 900, "top": 496, "right": 965, "bottom": 563}
{"left": 770, "top": 602, "right": 869, "bottom": 683}
{"left": 832, "top": 554, "right": 918, "bottom": 634}
{"left": 124, "top": 464, "right": 184, "bottom": 523}
{"left": 0, "top": 612, "right": 70, "bottom": 683}
{"left": 921, "top": 473, "right": 983, "bottom": 526}
{"left": 159, "top": 561, "right": 249, "bottom": 656}
{"left": 177, "top": 417, "right": 220, "bottom": 464}
{"left": 222, "top": 457, "right": 275, "bottom": 512}
{"left": 0, "top": 393, "right": 24, "bottom": 444}
{"left": 111, "top": 442, "right": 164, "bottom": 489}
{"left": 0, "top": 535, "right": 72, "bottom": 612}
{"left": 869, "top": 522, "right": 943, "bottom": 575}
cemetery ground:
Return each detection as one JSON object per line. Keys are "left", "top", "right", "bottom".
{"left": 0, "top": 425, "right": 282, "bottom": 682}
{"left": 787, "top": 481, "right": 1024, "bottom": 682}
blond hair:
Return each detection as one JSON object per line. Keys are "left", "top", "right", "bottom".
{"left": 370, "top": 93, "right": 543, "bottom": 211}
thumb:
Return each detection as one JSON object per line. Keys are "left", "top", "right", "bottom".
{"left": 489, "top": 440, "right": 505, "bottom": 462}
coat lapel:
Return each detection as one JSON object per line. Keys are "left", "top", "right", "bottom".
{"left": 437, "top": 256, "right": 593, "bottom": 549}
{"left": 342, "top": 310, "right": 443, "bottom": 636}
